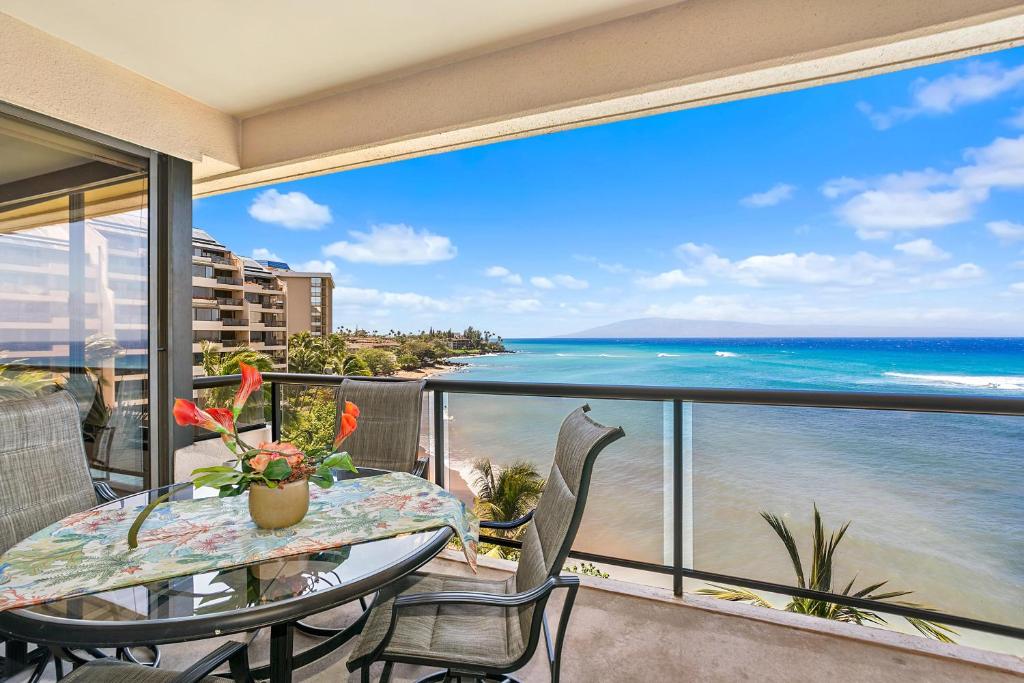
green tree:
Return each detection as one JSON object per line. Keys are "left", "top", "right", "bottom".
{"left": 355, "top": 348, "right": 398, "bottom": 376}
{"left": 281, "top": 386, "right": 338, "bottom": 453}
{"left": 199, "top": 342, "right": 275, "bottom": 422}
{"left": 698, "top": 505, "right": 956, "bottom": 642}
{"left": 471, "top": 459, "right": 545, "bottom": 559}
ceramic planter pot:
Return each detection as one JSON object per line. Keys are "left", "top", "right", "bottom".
{"left": 248, "top": 478, "right": 310, "bottom": 529}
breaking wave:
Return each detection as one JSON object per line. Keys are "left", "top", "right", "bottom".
{"left": 883, "top": 372, "right": 1024, "bottom": 392}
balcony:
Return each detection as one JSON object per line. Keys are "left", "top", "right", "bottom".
{"left": 221, "top": 317, "right": 249, "bottom": 327}
{"left": 217, "top": 276, "right": 244, "bottom": 287}
{"left": 178, "top": 372, "right": 1024, "bottom": 681}
{"left": 216, "top": 297, "right": 244, "bottom": 307}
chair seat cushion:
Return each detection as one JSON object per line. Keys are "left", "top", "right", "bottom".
{"left": 349, "top": 571, "right": 526, "bottom": 670}
{"left": 62, "top": 659, "right": 216, "bottom": 682}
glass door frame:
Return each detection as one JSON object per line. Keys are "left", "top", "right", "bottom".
{"left": 0, "top": 100, "right": 193, "bottom": 489}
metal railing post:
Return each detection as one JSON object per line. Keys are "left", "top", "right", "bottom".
{"left": 672, "top": 399, "right": 683, "bottom": 597}
{"left": 270, "top": 381, "right": 281, "bottom": 441}
{"left": 433, "top": 390, "right": 446, "bottom": 487}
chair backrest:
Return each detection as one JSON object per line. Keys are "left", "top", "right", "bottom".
{"left": 335, "top": 379, "right": 426, "bottom": 473}
{"left": 514, "top": 405, "right": 624, "bottom": 639}
{"left": 0, "top": 391, "right": 97, "bottom": 553}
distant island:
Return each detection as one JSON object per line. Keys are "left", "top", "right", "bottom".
{"left": 557, "top": 317, "right": 990, "bottom": 339}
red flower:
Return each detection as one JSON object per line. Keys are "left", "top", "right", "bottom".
{"left": 232, "top": 362, "right": 263, "bottom": 419}
{"left": 344, "top": 400, "right": 360, "bottom": 419}
{"left": 333, "top": 411, "right": 358, "bottom": 451}
{"left": 174, "top": 399, "right": 229, "bottom": 435}
{"left": 256, "top": 441, "right": 305, "bottom": 468}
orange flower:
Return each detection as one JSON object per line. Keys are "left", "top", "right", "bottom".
{"left": 173, "top": 399, "right": 229, "bottom": 435}
{"left": 257, "top": 441, "right": 305, "bottom": 467}
{"left": 333, "top": 412, "right": 358, "bottom": 451}
{"left": 249, "top": 451, "right": 273, "bottom": 473}
{"left": 344, "top": 400, "right": 360, "bottom": 418}
{"left": 232, "top": 362, "right": 263, "bottom": 419}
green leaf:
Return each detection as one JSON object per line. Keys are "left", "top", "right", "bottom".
{"left": 323, "top": 451, "right": 358, "bottom": 474}
{"left": 192, "top": 472, "right": 242, "bottom": 489}
{"left": 309, "top": 465, "right": 334, "bottom": 489}
{"left": 262, "top": 458, "right": 292, "bottom": 481}
{"left": 190, "top": 465, "right": 239, "bottom": 474}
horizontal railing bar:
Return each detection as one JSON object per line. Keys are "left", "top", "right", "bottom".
{"left": 479, "top": 534, "right": 1024, "bottom": 639}
{"left": 193, "top": 372, "right": 1024, "bottom": 416}
{"left": 192, "top": 422, "right": 265, "bottom": 443}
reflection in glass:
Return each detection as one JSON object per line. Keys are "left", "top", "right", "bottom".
{"left": 0, "top": 113, "right": 150, "bottom": 491}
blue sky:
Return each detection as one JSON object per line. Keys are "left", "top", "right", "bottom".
{"left": 195, "top": 48, "right": 1024, "bottom": 337}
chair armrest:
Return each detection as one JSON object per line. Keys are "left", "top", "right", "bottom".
{"left": 93, "top": 481, "right": 118, "bottom": 503}
{"left": 171, "top": 640, "right": 249, "bottom": 683}
{"left": 480, "top": 509, "right": 534, "bottom": 530}
{"left": 412, "top": 455, "right": 429, "bottom": 479}
{"left": 394, "top": 574, "right": 578, "bottom": 610}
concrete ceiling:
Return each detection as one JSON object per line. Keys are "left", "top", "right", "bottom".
{"left": 0, "top": 0, "right": 680, "bottom": 117}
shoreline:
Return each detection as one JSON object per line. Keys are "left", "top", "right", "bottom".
{"left": 394, "top": 361, "right": 464, "bottom": 380}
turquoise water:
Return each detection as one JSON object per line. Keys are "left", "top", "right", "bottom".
{"left": 443, "top": 338, "right": 1024, "bottom": 631}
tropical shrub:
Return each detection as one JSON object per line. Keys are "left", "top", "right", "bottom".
{"left": 698, "top": 505, "right": 956, "bottom": 642}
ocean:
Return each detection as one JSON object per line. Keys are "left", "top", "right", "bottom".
{"left": 441, "top": 338, "right": 1023, "bottom": 640}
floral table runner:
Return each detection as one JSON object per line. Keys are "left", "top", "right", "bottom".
{"left": 0, "top": 472, "right": 478, "bottom": 612}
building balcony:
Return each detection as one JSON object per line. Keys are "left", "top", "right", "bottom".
{"left": 221, "top": 317, "right": 249, "bottom": 327}
{"left": 175, "top": 371, "right": 1024, "bottom": 682}
{"left": 216, "top": 297, "right": 244, "bottom": 307}
{"left": 216, "top": 276, "right": 244, "bottom": 288}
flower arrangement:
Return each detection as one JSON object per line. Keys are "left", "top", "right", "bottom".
{"left": 128, "top": 363, "right": 359, "bottom": 546}
{"left": 175, "top": 362, "right": 359, "bottom": 494}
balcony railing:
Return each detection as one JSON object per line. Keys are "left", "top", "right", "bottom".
{"left": 221, "top": 318, "right": 248, "bottom": 326}
{"left": 190, "top": 372, "right": 1024, "bottom": 642}
{"left": 216, "top": 276, "right": 243, "bottom": 286}
{"left": 216, "top": 297, "right": 244, "bottom": 306}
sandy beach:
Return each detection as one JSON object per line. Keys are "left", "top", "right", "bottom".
{"left": 394, "top": 361, "right": 464, "bottom": 381}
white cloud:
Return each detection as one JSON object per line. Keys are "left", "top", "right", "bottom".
{"left": 574, "top": 255, "right": 631, "bottom": 274}
{"left": 986, "top": 220, "right": 1024, "bottom": 243}
{"left": 334, "top": 286, "right": 451, "bottom": 311}
{"left": 894, "top": 238, "right": 950, "bottom": 261}
{"left": 858, "top": 61, "right": 1024, "bottom": 130}
{"left": 248, "top": 189, "right": 332, "bottom": 230}
{"left": 912, "top": 263, "right": 986, "bottom": 289}
{"left": 293, "top": 259, "right": 336, "bottom": 273}
{"left": 252, "top": 247, "right": 281, "bottom": 261}
{"left": 552, "top": 274, "right": 589, "bottom": 290}
{"left": 508, "top": 298, "right": 542, "bottom": 313}
{"left": 323, "top": 224, "right": 456, "bottom": 265}
{"left": 635, "top": 269, "right": 707, "bottom": 290}
{"left": 740, "top": 183, "right": 795, "bottom": 207}
{"left": 530, "top": 276, "right": 555, "bottom": 289}
{"left": 674, "top": 242, "right": 896, "bottom": 287}
{"left": 826, "top": 134, "right": 1024, "bottom": 238}
{"left": 485, "top": 265, "right": 523, "bottom": 285}
{"left": 1009, "top": 282, "right": 1024, "bottom": 293}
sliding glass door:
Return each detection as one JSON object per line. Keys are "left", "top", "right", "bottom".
{"left": 0, "top": 112, "right": 153, "bottom": 491}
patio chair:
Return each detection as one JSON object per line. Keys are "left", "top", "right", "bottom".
{"left": 336, "top": 379, "right": 428, "bottom": 477}
{"left": 58, "top": 640, "right": 251, "bottom": 682}
{"left": 346, "top": 404, "right": 625, "bottom": 683}
{"left": 0, "top": 391, "right": 178, "bottom": 679}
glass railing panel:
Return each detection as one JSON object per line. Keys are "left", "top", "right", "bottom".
{"left": 445, "top": 392, "right": 671, "bottom": 579}
{"left": 689, "top": 402, "right": 1023, "bottom": 649}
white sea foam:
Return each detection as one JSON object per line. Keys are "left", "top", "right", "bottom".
{"left": 657, "top": 353, "right": 681, "bottom": 357}
{"left": 884, "top": 372, "right": 1024, "bottom": 391}
{"left": 714, "top": 351, "right": 739, "bottom": 358}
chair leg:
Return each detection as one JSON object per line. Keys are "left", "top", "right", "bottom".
{"left": 380, "top": 661, "right": 394, "bottom": 683}
{"left": 550, "top": 583, "right": 579, "bottom": 683}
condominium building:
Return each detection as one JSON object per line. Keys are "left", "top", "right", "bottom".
{"left": 259, "top": 262, "right": 334, "bottom": 338}
{"left": 190, "top": 230, "right": 284, "bottom": 375}
{"left": 191, "top": 230, "right": 333, "bottom": 376}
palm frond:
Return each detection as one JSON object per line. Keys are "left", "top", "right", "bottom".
{"left": 696, "top": 584, "right": 773, "bottom": 609}
{"left": 761, "top": 511, "right": 805, "bottom": 589}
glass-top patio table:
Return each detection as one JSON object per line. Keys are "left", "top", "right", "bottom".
{"left": 0, "top": 468, "right": 454, "bottom": 682}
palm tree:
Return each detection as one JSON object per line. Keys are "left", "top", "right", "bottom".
{"left": 471, "top": 459, "right": 545, "bottom": 558}
{"left": 698, "top": 505, "right": 956, "bottom": 642}
{"left": 200, "top": 343, "right": 275, "bottom": 419}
